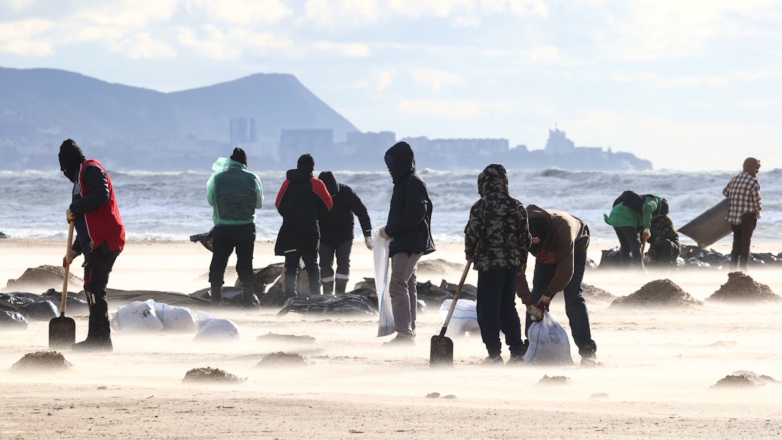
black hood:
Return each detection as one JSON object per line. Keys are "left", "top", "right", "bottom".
{"left": 286, "top": 168, "right": 310, "bottom": 183}
{"left": 318, "top": 171, "right": 339, "bottom": 196}
{"left": 58, "top": 139, "right": 86, "bottom": 182}
{"left": 385, "top": 142, "right": 416, "bottom": 184}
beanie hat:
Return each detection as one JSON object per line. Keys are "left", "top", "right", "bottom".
{"left": 58, "top": 139, "right": 86, "bottom": 182}
{"left": 297, "top": 154, "right": 315, "bottom": 175}
{"left": 230, "top": 147, "right": 247, "bottom": 166}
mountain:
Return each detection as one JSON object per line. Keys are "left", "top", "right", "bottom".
{"left": 0, "top": 67, "right": 358, "bottom": 170}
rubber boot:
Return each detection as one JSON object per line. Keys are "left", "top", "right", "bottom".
{"left": 210, "top": 283, "right": 222, "bottom": 305}
{"left": 284, "top": 268, "right": 298, "bottom": 296}
{"left": 307, "top": 268, "right": 321, "bottom": 296}
{"left": 242, "top": 283, "right": 259, "bottom": 309}
{"left": 73, "top": 292, "right": 113, "bottom": 352}
{"left": 335, "top": 278, "right": 349, "bottom": 295}
{"left": 322, "top": 281, "right": 334, "bottom": 295}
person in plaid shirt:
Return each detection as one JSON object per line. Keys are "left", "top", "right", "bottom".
{"left": 723, "top": 157, "right": 761, "bottom": 272}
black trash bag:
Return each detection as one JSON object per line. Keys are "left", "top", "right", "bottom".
{"left": 20, "top": 299, "right": 58, "bottom": 321}
{"left": 0, "top": 310, "right": 28, "bottom": 330}
{"left": 190, "top": 229, "right": 214, "bottom": 252}
{"left": 41, "top": 289, "right": 90, "bottom": 315}
{"left": 278, "top": 293, "right": 378, "bottom": 317}
{"left": 416, "top": 281, "right": 453, "bottom": 305}
{"left": 438, "top": 280, "right": 477, "bottom": 301}
{"left": 598, "top": 247, "right": 623, "bottom": 268}
{"left": 235, "top": 263, "right": 284, "bottom": 295}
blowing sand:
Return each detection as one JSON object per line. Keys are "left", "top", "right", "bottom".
{"left": 1, "top": 239, "right": 782, "bottom": 439}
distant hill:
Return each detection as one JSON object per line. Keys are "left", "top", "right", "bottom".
{"left": 0, "top": 67, "right": 358, "bottom": 170}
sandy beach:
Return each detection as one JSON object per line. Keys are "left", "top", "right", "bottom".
{"left": 2, "top": 238, "right": 782, "bottom": 439}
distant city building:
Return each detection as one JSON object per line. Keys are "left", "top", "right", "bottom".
{"left": 344, "top": 131, "right": 396, "bottom": 155}
{"left": 545, "top": 127, "right": 576, "bottom": 155}
{"left": 401, "top": 136, "right": 509, "bottom": 156}
{"left": 280, "top": 129, "right": 333, "bottom": 162}
{"left": 230, "top": 117, "right": 258, "bottom": 146}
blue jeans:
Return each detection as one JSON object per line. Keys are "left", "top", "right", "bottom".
{"left": 477, "top": 268, "right": 525, "bottom": 357}
{"left": 525, "top": 252, "right": 597, "bottom": 355}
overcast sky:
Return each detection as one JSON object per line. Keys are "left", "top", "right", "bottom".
{"left": 1, "top": 0, "right": 780, "bottom": 170}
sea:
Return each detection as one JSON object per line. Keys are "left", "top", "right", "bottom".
{"left": 2, "top": 168, "right": 781, "bottom": 244}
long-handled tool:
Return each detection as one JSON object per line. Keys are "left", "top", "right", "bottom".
{"left": 49, "top": 222, "right": 76, "bottom": 349}
{"left": 430, "top": 260, "right": 472, "bottom": 368}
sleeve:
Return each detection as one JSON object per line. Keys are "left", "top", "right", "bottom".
{"left": 641, "top": 197, "right": 658, "bottom": 229}
{"left": 348, "top": 187, "right": 372, "bottom": 237}
{"left": 69, "top": 166, "right": 109, "bottom": 214}
{"left": 516, "top": 204, "right": 531, "bottom": 266}
{"left": 71, "top": 237, "right": 82, "bottom": 256}
{"left": 384, "top": 179, "right": 428, "bottom": 237}
{"left": 311, "top": 178, "right": 333, "bottom": 211}
{"left": 275, "top": 180, "right": 290, "bottom": 212}
{"left": 754, "top": 180, "right": 762, "bottom": 214}
{"left": 547, "top": 229, "right": 575, "bottom": 297}
{"left": 464, "top": 201, "right": 482, "bottom": 260}
{"left": 207, "top": 173, "right": 216, "bottom": 207}
{"left": 255, "top": 176, "right": 264, "bottom": 209}
{"left": 723, "top": 179, "right": 731, "bottom": 197}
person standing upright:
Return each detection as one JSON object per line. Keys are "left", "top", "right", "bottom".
{"left": 724, "top": 158, "right": 762, "bottom": 272}
{"left": 464, "top": 164, "right": 530, "bottom": 365}
{"left": 275, "top": 154, "right": 333, "bottom": 296}
{"left": 379, "top": 142, "right": 435, "bottom": 345}
{"left": 207, "top": 148, "right": 264, "bottom": 307}
{"left": 317, "top": 172, "right": 373, "bottom": 295}
{"left": 59, "top": 139, "right": 125, "bottom": 351}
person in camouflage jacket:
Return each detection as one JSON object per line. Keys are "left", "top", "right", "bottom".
{"left": 646, "top": 214, "right": 680, "bottom": 266}
{"left": 464, "top": 164, "right": 530, "bottom": 364}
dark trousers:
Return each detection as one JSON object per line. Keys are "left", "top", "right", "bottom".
{"left": 615, "top": 226, "right": 643, "bottom": 267}
{"left": 209, "top": 237, "right": 254, "bottom": 286}
{"left": 650, "top": 239, "right": 679, "bottom": 266}
{"left": 476, "top": 268, "right": 524, "bottom": 357}
{"left": 319, "top": 240, "right": 353, "bottom": 294}
{"left": 285, "top": 244, "right": 320, "bottom": 296}
{"left": 83, "top": 246, "right": 119, "bottom": 339}
{"left": 730, "top": 212, "right": 757, "bottom": 272}
{"left": 525, "top": 252, "right": 597, "bottom": 355}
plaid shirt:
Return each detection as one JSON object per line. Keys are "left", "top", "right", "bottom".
{"left": 723, "top": 172, "right": 761, "bottom": 225}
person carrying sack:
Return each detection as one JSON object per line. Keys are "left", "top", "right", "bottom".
{"left": 59, "top": 139, "right": 125, "bottom": 351}
{"left": 207, "top": 148, "right": 264, "bottom": 307}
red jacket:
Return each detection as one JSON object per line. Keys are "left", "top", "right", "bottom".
{"left": 71, "top": 160, "right": 126, "bottom": 254}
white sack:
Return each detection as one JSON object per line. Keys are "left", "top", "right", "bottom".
{"left": 145, "top": 300, "right": 197, "bottom": 333}
{"left": 524, "top": 311, "right": 573, "bottom": 365}
{"left": 193, "top": 318, "right": 240, "bottom": 341}
{"left": 114, "top": 301, "right": 164, "bottom": 333}
{"left": 373, "top": 229, "right": 395, "bottom": 337}
{"left": 438, "top": 299, "right": 480, "bottom": 337}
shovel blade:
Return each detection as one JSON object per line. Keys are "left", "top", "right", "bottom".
{"left": 49, "top": 315, "right": 76, "bottom": 349}
{"left": 429, "top": 335, "right": 454, "bottom": 367}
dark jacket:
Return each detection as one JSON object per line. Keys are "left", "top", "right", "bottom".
{"left": 69, "top": 160, "right": 125, "bottom": 259}
{"left": 383, "top": 142, "right": 435, "bottom": 257}
{"left": 647, "top": 214, "right": 680, "bottom": 260}
{"left": 464, "top": 164, "right": 530, "bottom": 271}
{"left": 526, "top": 205, "right": 590, "bottom": 298}
{"left": 317, "top": 172, "right": 372, "bottom": 246}
{"left": 274, "top": 169, "right": 333, "bottom": 255}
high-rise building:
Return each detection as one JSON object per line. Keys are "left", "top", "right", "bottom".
{"left": 280, "top": 129, "right": 333, "bottom": 161}
{"left": 229, "top": 117, "right": 258, "bottom": 146}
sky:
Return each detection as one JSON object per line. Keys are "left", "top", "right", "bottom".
{"left": 1, "top": 0, "right": 781, "bottom": 170}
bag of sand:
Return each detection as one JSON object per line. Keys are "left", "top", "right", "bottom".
{"left": 524, "top": 311, "right": 573, "bottom": 365}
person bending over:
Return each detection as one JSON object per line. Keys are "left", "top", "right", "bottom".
{"left": 646, "top": 213, "right": 680, "bottom": 267}
{"left": 604, "top": 191, "right": 668, "bottom": 269}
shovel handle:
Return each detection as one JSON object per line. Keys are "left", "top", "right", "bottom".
{"left": 61, "top": 222, "right": 74, "bottom": 316}
{"left": 440, "top": 259, "right": 472, "bottom": 336}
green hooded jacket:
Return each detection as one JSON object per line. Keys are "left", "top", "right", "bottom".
{"left": 603, "top": 195, "right": 662, "bottom": 229}
{"left": 207, "top": 158, "right": 264, "bottom": 226}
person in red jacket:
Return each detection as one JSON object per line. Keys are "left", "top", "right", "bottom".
{"left": 59, "top": 139, "right": 125, "bottom": 351}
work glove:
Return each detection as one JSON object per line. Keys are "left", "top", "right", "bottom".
{"left": 63, "top": 250, "right": 79, "bottom": 267}
{"left": 66, "top": 208, "right": 76, "bottom": 223}
{"left": 365, "top": 236, "right": 373, "bottom": 250}
{"left": 379, "top": 227, "right": 390, "bottom": 240}
{"left": 642, "top": 228, "right": 651, "bottom": 242}
{"left": 526, "top": 304, "right": 543, "bottom": 322}
{"left": 535, "top": 294, "right": 551, "bottom": 311}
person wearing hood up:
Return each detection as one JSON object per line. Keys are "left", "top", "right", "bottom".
{"left": 604, "top": 191, "right": 669, "bottom": 268}
{"left": 317, "top": 171, "right": 373, "bottom": 295}
{"left": 519, "top": 205, "right": 597, "bottom": 362}
{"left": 464, "top": 164, "right": 531, "bottom": 365}
{"left": 207, "top": 148, "right": 264, "bottom": 307}
{"left": 59, "top": 139, "right": 125, "bottom": 351}
{"left": 645, "top": 213, "right": 680, "bottom": 267}
{"left": 378, "top": 142, "right": 435, "bottom": 345}
{"left": 275, "top": 154, "right": 333, "bottom": 296}
{"left": 723, "top": 157, "right": 762, "bottom": 272}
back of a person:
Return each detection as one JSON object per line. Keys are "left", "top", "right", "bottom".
{"left": 214, "top": 164, "right": 258, "bottom": 224}
{"left": 547, "top": 209, "right": 589, "bottom": 255}
{"left": 473, "top": 165, "right": 526, "bottom": 269}
{"left": 278, "top": 169, "right": 321, "bottom": 230}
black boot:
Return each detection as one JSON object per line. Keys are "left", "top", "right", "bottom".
{"left": 242, "top": 283, "right": 259, "bottom": 309}
{"left": 73, "top": 293, "right": 112, "bottom": 352}
{"left": 210, "top": 283, "right": 222, "bottom": 305}
{"left": 322, "top": 281, "right": 334, "bottom": 295}
{"left": 335, "top": 278, "right": 348, "bottom": 295}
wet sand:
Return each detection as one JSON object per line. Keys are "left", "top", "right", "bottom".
{"left": 1, "top": 239, "right": 782, "bottom": 439}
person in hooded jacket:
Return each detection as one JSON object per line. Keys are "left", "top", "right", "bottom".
{"left": 59, "top": 139, "right": 125, "bottom": 351}
{"left": 464, "top": 164, "right": 531, "bottom": 365}
{"left": 207, "top": 148, "right": 264, "bottom": 307}
{"left": 724, "top": 157, "right": 762, "bottom": 272}
{"left": 317, "top": 171, "right": 373, "bottom": 295}
{"left": 275, "top": 154, "right": 333, "bottom": 296}
{"left": 604, "top": 191, "right": 669, "bottom": 268}
{"left": 519, "top": 205, "right": 597, "bottom": 362}
{"left": 378, "top": 142, "right": 435, "bottom": 344}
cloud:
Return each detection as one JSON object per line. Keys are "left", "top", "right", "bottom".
{"left": 312, "top": 42, "right": 371, "bottom": 58}
{"left": 411, "top": 68, "right": 462, "bottom": 91}
{"left": 0, "top": 19, "right": 54, "bottom": 56}
{"left": 186, "top": 0, "right": 292, "bottom": 25}
{"left": 527, "top": 45, "right": 558, "bottom": 62}
{"left": 377, "top": 71, "right": 393, "bottom": 91}
{"left": 73, "top": 0, "right": 180, "bottom": 27}
{"left": 304, "top": 0, "right": 381, "bottom": 28}
{"left": 113, "top": 33, "right": 176, "bottom": 59}
{"left": 177, "top": 25, "right": 292, "bottom": 60}
{"left": 480, "top": 0, "right": 548, "bottom": 17}
{"left": 398, "top": 99, "right": 511, "bottom": 120}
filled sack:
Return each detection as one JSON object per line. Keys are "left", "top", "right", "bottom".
{"left": 114, "top": 301, "right": 164, "bottom": 332}
{"left": 524, "top": 311, "right": 573, "bottom": 365}
{"left": 145, "top": 300, "right": 197, "bottom": 332}
{"left": 438, "top": 299, "right": 480, "bottom": 337}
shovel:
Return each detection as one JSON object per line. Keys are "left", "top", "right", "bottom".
{"left": 49, "top": 222, "right": 76, "bottom": 349}
{"left": 430, "top": 259, "right": 472, "bottom": 368}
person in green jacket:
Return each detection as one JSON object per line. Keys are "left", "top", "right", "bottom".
{"left": 604, "top": 191, "right": 668, "bottom": 268}
{"left": 207, "top": 148, "right": 264, "bottom": 307}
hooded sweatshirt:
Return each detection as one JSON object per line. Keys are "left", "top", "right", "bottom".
{"left": 274, "top": 167, "right": 333, "bottom": 255}
{"left": 383, "top": 142, "right": 435, "bottom": 257}
{"left": 526, "top": 205, "right": 590, "bottom": 299}
{"left": 317, "top": 171, "right": 372, "bottom": 245}
{"left": 207, "top": 157, "right": 264, "bottom": 227}
{"left": 464, "top": 164, "right": 530, "bottom": 271}
{"left": 604, "top": 191, "right": 664, "bottom": 230}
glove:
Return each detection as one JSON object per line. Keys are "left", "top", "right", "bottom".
{"left": 63, "top": 250, "right": 79, "bottom": 267}
{"left": 379, "top": 227, "right": 390, "bottom": 240}
{"left": 365, "top": 236, "right": 373, "bottom": 250}
{"left": 526, "top": 304, "right": 543, "bottom": 322}
{"left": 642, "top": 228, "right": 651, "bottom": 242}
{"left": 535, "top": 294, "right": 551, "bottom": 311}
{"left": 66, "top": 208, "right": 76, "bottom": 223}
